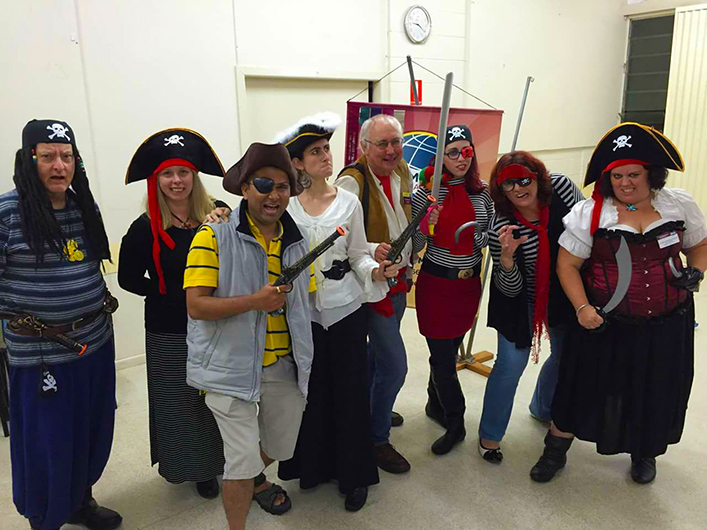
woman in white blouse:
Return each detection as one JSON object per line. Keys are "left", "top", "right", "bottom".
{"left": 273, "top": 113, "right": 397, "bottom": 512}
{"left": 531, "top": 123, "right": 707, "bottom": 485}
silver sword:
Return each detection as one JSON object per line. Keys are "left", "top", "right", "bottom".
{"left": 593, "top": 236, "right": 632, "bottom": 330}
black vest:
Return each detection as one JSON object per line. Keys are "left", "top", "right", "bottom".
{"left": 486, "top": 189, "right": 574, "bottom": 348}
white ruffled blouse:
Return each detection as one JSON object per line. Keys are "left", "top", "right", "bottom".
{"left": 287, "top": 187, "right": 381, "bottom": 329}
{"left": 559, "top": 187, "right": 707, "bottom": 259}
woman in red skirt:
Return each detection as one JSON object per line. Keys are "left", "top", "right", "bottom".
{"left": 412, "top": 124, "right": 493, "bottom": 454}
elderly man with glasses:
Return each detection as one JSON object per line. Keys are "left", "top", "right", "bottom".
{"left": 336, "top": 114, "right": 414, "bottom": 474}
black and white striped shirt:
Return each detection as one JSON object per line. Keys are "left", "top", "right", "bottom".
{"left": 412, "top": 178, "right": 493, "bottom": 268}
{"left": 489, "top": 174, "right": 584, "bottom": 299}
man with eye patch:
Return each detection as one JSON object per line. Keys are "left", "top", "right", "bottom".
{"left": 185, "top": 142, "right": 315, "bottom": 528}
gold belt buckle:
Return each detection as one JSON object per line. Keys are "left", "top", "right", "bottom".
{"left": 458, "top": 268, "right": 473, "bottom": 280}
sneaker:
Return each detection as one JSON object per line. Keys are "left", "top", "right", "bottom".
{"left": 374, "top": 443, "right": 411, "bottom": 474}
{"left": 478, "top": 440, "right": 503, "bottom": 464}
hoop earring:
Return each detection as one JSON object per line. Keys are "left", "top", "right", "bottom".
{"left": 298, "top": 169, "right": 312, "bottom": 190}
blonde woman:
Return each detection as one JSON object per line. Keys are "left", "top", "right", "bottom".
{"left": 118, "top": 129, "right": 228, "bottom": 498}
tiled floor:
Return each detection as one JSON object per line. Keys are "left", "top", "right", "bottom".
{"left": 2, "top": 293, "right": 706, "bottom": 529}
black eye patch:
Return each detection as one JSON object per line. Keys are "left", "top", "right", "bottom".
{"left": 252, "top": 177, "right": 274, "bottom": 194}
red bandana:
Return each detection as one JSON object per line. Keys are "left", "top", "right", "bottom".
{"left": 514, "top": 204, "right": 550, "bottom": 363}
{"left": 147, "top": 158, "right": 197, "bottom": 294}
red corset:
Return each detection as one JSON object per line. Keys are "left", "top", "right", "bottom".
{"left": 582, "top": 222, "right": 688, "bottom": 318}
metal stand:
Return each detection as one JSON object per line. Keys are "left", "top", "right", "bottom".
{"left": 407, "top": 55, "right": 420, "bottom": 105}
{"left": 457, "top": 76, "right": 535, "bottom": 377}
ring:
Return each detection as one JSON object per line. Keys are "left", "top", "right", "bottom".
{"left": 276, "top": 286, "right": 281, "bottom": 294}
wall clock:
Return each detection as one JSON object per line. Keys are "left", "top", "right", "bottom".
{"left": 404, "top": 5, "right": 432, "bottom": 44}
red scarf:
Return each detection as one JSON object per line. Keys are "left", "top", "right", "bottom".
{"left": 422, "top": 165, "right": 475, "bottom": 255}
{"left": 514, "top": 205, "right": 550, "bottom": 363}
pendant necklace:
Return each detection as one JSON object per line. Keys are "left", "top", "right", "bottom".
{"left": 170, "top": 211, "right": 192, "bottom": 229}
{"left": 625, "top": 203, "right": 637, "bottom": 211}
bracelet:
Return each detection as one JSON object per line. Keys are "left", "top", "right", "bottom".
{"left": 575, "top": 303, "right": 590, "bottom": 317}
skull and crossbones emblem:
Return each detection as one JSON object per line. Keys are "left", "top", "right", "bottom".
{"left": 42, "top": 372, "right": 58, "bottom": 392}
{"left": 449, "top": 126, "right": 466, "bottom": 140}
{"left": 612, "top": 135, "right": 632, "bottom": 151}
{"left": 46, "top": 123, "right": 71, "bottom": 141}
{"left": 164, "top": 134, "right": 185, "bottom": 147}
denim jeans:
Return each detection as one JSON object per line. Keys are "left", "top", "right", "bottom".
{"left": 478, "top": 315, "right": 567, "bottom": 443}
{"left": 366, "top": 292, "right": 408, "bottom": 445}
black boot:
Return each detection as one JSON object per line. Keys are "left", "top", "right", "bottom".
{"left": 530, "top": 432, "right": 573, "bottom": 483}
{"left": 630, "top": 455, "right": 657, "bottom": 484}
{"left": 66, "top": 487, "right": 123, "bottom": 530}
{"left": 196, "top": 478, "right": 220, "bottom": 499}
{"left": 343, "top": 486, "right": 368, "bottom": 512}
{"left": 431, "top": 418, "right": 466, "bottom": 455}
{"left": 425, "top": 401, "right": 447, "bottom": 429}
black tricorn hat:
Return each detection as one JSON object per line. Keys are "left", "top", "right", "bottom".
{"left": 584, "top": 122, "right": 684, "bottom": 187}
{"left": 23, "top": 119, "right": 76, "bottom": 147}
{"left": 224, "top": 142, "right": 299, "bottom": 196}
{"left": 273, "top": 112, "right": 341, "bottom": 160}
{"left": 125, "top": 128, "right": 224, "bottom": 184}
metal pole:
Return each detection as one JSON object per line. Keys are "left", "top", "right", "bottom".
{"left": 407, "top": 55, "right": 420, "bottom": 106}
{"left": 461, "top": 76, "right": 535, "bottom": 361}
{"left": 511, "top": 76, "right": 534, "bottom": 150}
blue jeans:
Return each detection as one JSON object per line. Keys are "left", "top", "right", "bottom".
{"left": 367, "top": 292, "right": 408, "bottom": 445}
{"left": 478, "top": 321, "right": 567, "bottom": 443}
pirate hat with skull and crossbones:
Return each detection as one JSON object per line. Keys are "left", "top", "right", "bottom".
{"left": 22, "top": 119, "right": 76, "bottom": 148}
{"left": 585, "top": 122, "right": 685, "bottom": 234}
{"left": 125, "top": 128, "right": 225, "bottom": 295}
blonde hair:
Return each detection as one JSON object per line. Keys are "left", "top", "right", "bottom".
{"left": 145, "top": 171, "right": 215, "bottom": 229}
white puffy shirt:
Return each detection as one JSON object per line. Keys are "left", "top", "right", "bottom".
{"left": 288, "top": 188, "right": 381, "bottom": 329}
{"left": 559, "top": 187, "right": 707, "bottom": 259}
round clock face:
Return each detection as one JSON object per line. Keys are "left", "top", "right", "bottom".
{"left": 404, "top": 5, "right": 431, "bottom": 44}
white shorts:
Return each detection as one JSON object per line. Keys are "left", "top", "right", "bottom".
{"left": 205, "top": 355, "right": 305, "bottom": 480}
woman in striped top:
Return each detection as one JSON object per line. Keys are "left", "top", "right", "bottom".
{"left": 411, "top": 124, "right": 493, "bottom": 455}
{"left": 478, "top": 151, "right": 584, "bottom": 464}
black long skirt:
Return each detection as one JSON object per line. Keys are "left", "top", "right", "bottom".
{"left": 146, "top": 332, "right": 224, "bottom": 483}
{"left": 552, "top": 300, "right": 695, "bottom": 458}
{"left": 278, "top": 307, "right": 380, "bottom": 492}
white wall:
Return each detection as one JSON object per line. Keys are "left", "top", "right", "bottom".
{"left": 3, "top": 0, "right": 689, "bottom": 366}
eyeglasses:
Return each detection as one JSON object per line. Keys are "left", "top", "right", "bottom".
{"left": 500, "top": 177, "right": 533, "bottom": 192}
{"left": 363, "top": 137, "right": 403, "bottom": 150}
{"left": 251, "top": 177, "right": 290, "bottom": 194}
{"left": 444, "top": 146, "right": 474, "bottom": 160}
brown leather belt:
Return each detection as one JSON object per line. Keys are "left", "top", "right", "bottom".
{"left": 7, "top": 291, "right": 119, "bottom": 338}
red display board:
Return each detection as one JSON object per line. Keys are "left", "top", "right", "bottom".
{"left": 345, "top": 102, "right": 503, "bottom": 182}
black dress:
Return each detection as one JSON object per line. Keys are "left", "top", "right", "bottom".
{"left": 118, "top": 213, "right": 225, "bottom": 483}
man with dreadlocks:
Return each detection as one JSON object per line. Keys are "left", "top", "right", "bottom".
{"left": 0, "top": 120, "right": 121, "bottom": 530}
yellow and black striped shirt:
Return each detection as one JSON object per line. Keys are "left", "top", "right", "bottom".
{"left": 184, "top": 215, "right": 315, "bottom": 366}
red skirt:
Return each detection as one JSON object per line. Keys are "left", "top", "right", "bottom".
{"left": 415, "top": 268, "right": 482, "bottom": 339}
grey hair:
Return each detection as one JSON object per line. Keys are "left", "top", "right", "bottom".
{"left": 359, "top": 114, "right": 404, "bottom": 149}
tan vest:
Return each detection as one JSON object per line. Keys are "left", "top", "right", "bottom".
{"left": 337, "top": 155, "right": 413, "bottom": 244}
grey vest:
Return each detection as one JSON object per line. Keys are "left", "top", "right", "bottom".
{"left": 186, "top": 203, "right": 313, "bottom": 402}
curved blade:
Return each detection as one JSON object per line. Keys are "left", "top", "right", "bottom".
{"left": 454, "top": 221, "right": 479, "bottom": 244}
{"left": 668, "top": 258, "right": 683, "bottom": 279}
{"left": 602, "top": 236, "right": 632, "bottom": 314}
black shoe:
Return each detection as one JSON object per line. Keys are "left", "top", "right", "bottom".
{"left": 344, "top": 486, "right": 368, "bottom": 512}
{"left": 391, "top": 411, "right": 404, "bottom": 427}
{"left": 373, "top": 443, "right": 411, "bottom": 474}
{"left": 630, "top": 455, "right": 657, "bottom": 484}
{"left": 66, "top": 498, "right": 123, "bottom": 530}
{"left": 424, "top": 402, "right": 447, "bottom": 429}
{"left": 530, "top": 431, "right": 574, "bottom": 483}
{"left": 478, "top": 440, "right": 503, "bottom": 464}
{"left": 431, "top": 421, "right": 466, "bottom": 455}
{"left": 196, "top": 478, "right": 220, "bottom": 499}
